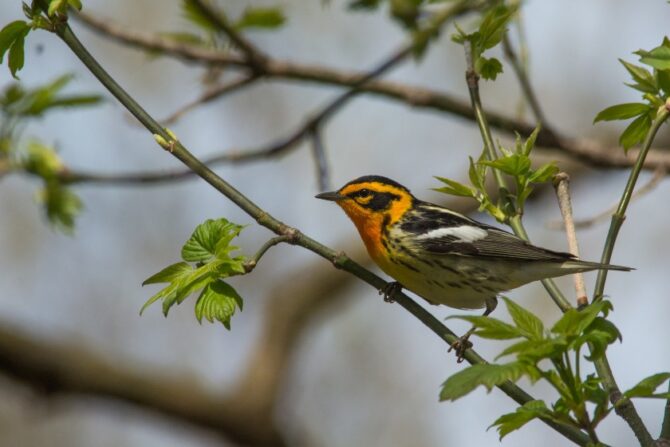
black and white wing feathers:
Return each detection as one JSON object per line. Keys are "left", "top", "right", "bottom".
{"left": 402, "top": 202, "right": 576, "bottom": 262}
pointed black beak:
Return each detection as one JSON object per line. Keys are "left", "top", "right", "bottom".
{"left": 315, "top": 191, "right": 345, "bottom": 201}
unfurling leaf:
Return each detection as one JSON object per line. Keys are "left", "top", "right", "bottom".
{"left": 490, "top": 400, "right": 551, "bottom": 440}
{"left": 181, "top": 218, "right": 244, "bottom": 262}
{"left": 434, "top": 176, "right": 475, "bottom": 198}
{"left": 476, "top": 56, "right": 503, "bottom": 81}
{"left": 624, "top": 372, "right": 670, "bottom": 399}
{"left": 440, "top": 362, "right": 531, "bottom": 401}
{"left": 502, "top": 297, "right": 544, "bottom": 340}
{"left": 593, "top": 102, "right": 651, "bottom": 123}
{"left": 480, "top": 153, "right": 531, "bottom": 177}
{"left": 447, "top": 315, "right": 524, "bottom": 340}
{"left": 235, "top": 7, "right": 285, "bottom": 29}
{"left": 195, "top": 280, "right": 243, "bottom": 329}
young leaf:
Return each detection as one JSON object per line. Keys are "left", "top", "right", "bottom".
{"left": 489, "top": 400, "right": 550, "bottom": 440}
{"left": 142, "top": 262, "right": 193, "bottom": 285}
{"left": 480, "top": 153, "right": 531, "bottom": 177}
{"left": 593, "top": 103, "right": 651, "bottom": 123}
{"left": 476, "top": 56, "right": 503, "bottom": 81}
{"left": 619, "top": 113, "right": 652, "bottom": 151}
{"left": 434, "top": 176, "right": 475, "bottom": 198}
{"left": 495, "top": 338, "right": 567, "bottom": 363}
{"left": 551, "top": 301, "right": 611, "bottom": 337}
{"left": 635, "top": 44, "right": 670, "bottom": 70}
{"left": 522, "top": 126, "right": 541, "bottom": 156}
{"left": 447, "top": 315, "right": 524, "bottom": 340}
{"left": 657, "top": 69, "right": 670, "bottom": 96}
{"left": 38, "top": 182, "right": 83, "bottom": 234}
{"left": 194, "top": 280, "right": 243, "bottom": 329}
{"left": 619, "top": 58, "right": 657, "bottom": 93}
{"left": 477, "top": 4, "right": 515, "bottom": 51}
{"left": 623, "top": 373, "right": 670, "bottom": 399}
{"left": 527, "top": 163, "right": 559, "bottom": 184}
{"left": 181, "top": 0, "right": 219, "bottom": 31}
{"left": 236, "top": 7, "right": 285, "bottom": 29}
{"left": 67, "top": 0, "right": 83, "bottom": 10}
{"left": 440, "top": 362, "right": 529, "bottom": 401}
{"left": 8, "top": 26, "right": 29, "bottom": 79}
{"left": 502, "top": 297, "right": 544, "bottom": 340}
{"left": 181, "top": 218, "right": 244, "bottom": 262}
{"left": 0, "top": 20, "right": 29, "bottom": 62}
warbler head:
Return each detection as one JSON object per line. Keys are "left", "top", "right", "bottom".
{"left": 316, "top": 175, "right": 415, "bottom": 234}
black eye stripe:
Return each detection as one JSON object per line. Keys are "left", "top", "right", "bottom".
{"left": 364, "top": 192, "right": 400, "bottom": 211}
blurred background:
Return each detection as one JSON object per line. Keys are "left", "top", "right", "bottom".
{"left": 1, "top": 0, "right": 669, "bottom": 446}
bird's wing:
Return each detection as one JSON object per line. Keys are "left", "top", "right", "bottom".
{"left": 403, "top": 203, "right": 575, "bottom": 262}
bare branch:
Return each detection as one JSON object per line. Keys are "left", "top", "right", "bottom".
{"left": 552, "top": 172, "right": 588, "bottom": 307}
{"left": 160, "top": 75, "right": 259, "bottom": 125}
{"left": 310, "top": 126, "right": 330, "bottom": 192}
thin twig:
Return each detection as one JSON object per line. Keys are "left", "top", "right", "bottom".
{"left": 160, "top": 75, "right": 259, "bottom": 125}
{"left": 547, "top": 167, "right": 666, "bottom": 230}
{"left": 502, "top": 33, "right": 551, "bottom": 132}
{"left": 243, "top": 235, "right": 293, "bottom": 273}
{"left": 309, "top": 126, "right": 329, "bottom": 192}
{"left": 553, "top": 172, "right": 588, "bottom": 307}
{"left": 463, "top": 40, "right": 572, "bottom": 312}
{"left": 73, "top": 11, "right": 670, "bottom": 173}
{"left": 190, "top": 0, "right": 268, "bottom": 70}
{"left": 53, "top": 20, "right": 594, "bottom": 447}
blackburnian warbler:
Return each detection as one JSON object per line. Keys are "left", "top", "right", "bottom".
{"left": 316, "top": 176, "right": 631, "bottom": 358}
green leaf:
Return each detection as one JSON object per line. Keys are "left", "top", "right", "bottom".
{"left": 236, "top": 7, "right": 285, "bottom": 29}
{"left": 476, "top": 56, "right": 503, "bottom": 81}
{"left": 551, "top": 301, "right": 611, "bottom": 337}
{"left": 619, "top": 59, "right": 657, "bottom": 93}
{"left": 440, "top": 362, "right": 528, "bottom": 401}
{"left": 194, "top": 280, "right": 243, "bottom": 328}
{"left": 624, "top": 373, "right": 670, "bottom": 399}
{"left": 448, "top": 315, "right": 524, "bottom": 340}
{"left": 67, "top": 0, "right": 83, "bottom": 10}
{"left": 489, "top": 400, "right": 550, "bottom": 440}
{"left": 619, "top": 113, "right": 652, "bottom": 151}
{"left": 502, "top": 297, "right": 544, "bottom": 340}
{"left": 477, "top": 4, "right": 515, "bottom": 51}
{"left": 181, "top": 0, "right": 220, "bottom": 31}
{"left": 593, "top": 103, "right": 651, "bottom": 123}
{"left": 495, "top": 338, "right": 567, "bottom": 363}
{"left": 522, "top": 126, "right": 541, "bottom": 156}
{"left": 37, "top": 182, "right": 83, "bottom": 234}
{"left": 48, "top": 0, "right": 66, "bottom": 16}
{"left": 434, "top": 176, "right": 475, "bottom": 198}
{"left": 348, "top": 0, "right": 381, "bottom": 10}
{"left": 480, "top": 153, "right": 531, "bottom": 177}
{"left": 181, "top": 218, "right": 244, "bottom": 262}
{"left": 636, "top": 45, "right": 670, "bottom": 70}
{"left": 657, "top": 69, "right": 670, "bottom": 96}
{"left": 8, "top": 26, "right": 29, "bottom": 79}
{"left": 527, "top": 163, "right": 559, "bottom": 184}
{"left": 142, "top": 262, "right": 193, "bottom": 286}
{"left": 0, "top": 21, "right": 29, "bottom": 63}
{"left": 23, "top": 141, "right": 64, "bottom": 177}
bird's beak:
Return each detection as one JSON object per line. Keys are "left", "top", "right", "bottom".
{"left": 315, "top": 191, "right": 345, "bottom": 202}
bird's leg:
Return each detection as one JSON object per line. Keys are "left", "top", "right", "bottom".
{"left": 379, "top": 281, "right": 402, "bottom": 303}
{"left": 449, "top": 296, "right": 498, "bottom": 363}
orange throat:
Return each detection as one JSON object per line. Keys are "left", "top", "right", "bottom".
{"left": 338, "top": 203, "right": 386, "bottom": 262}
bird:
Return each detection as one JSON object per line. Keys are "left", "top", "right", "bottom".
{"left": 316, "top": 175, "right": 631, "bottom": 360}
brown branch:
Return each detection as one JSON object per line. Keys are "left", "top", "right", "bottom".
{"left": 73, "top": 11, "right": 670, "bottom": 173}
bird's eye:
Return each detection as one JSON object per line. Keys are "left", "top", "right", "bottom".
{"left": 357, "top": 189, "right": 371, "bottom": 198}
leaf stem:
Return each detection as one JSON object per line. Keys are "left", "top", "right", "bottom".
{"left": 53, "top": 21, "right": 594, "bottom": 447}
{"left": 243, "top": 235, "right": 292, "bottom": 273}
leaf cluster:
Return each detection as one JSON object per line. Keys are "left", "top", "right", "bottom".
{"left": 441, "top": 299, "right": 622, "bottom": 439}
{"left": 435, "top": 127, "right": 557, "bottom": 222}
{"left": 452, "top": 3, "right": 517, "bottom": 80}
{"left": 142, "top": 218, "right": 248, "bottom": 329}
{"left": 594, "top": 37, "right": 670, "bottom": 151}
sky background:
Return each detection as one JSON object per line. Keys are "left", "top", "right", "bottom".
{"left": 1, "top": 1, "right": 669, "bottom": 446}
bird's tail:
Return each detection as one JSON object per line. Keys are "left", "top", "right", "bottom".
{"left": 562, "top": 260, "right": 633, "bottom": 272}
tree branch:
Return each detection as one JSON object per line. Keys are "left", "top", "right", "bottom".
{"left": 51, "top": 20, "right": 593, "bottom": 446}
{"left": 73, "top": 11, "right": 670, "bottom": 173}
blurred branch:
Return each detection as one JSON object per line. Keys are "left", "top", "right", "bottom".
{"left": 160, "top": 74, "right": 259, "bottom": 125}
{"left": 0, "top": 323, "right": 286, "bottom": 447}
{"left": 74, "top": 11, "right": 670, "bottom": 173}
{"left": 309, "top": 126, "right": 329, "bottom": 191}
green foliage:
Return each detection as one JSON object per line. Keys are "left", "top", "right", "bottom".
{"left": 47, "top": 0, "right": 83, "bottom": 17}
{"left": 235, "top": 7, "right": 285, "bottom": 30}
{"left": 142, "top": 218, "right": 247, "bottom": 329}
{"left": 623, "top": 373, "right": 670, "bottom": 399}
{"left": 452, "top": 4, "right": 517, "bottom": 80}
{"left": 0, "top": 20, "right": 31, "bottom": 79}
{"left": 594, "top": 37, "right": 670, "bottom": 151}
{"left": 443, "top": 298, "right": 623, "bottom": 438}
{"left": 435, "top": 126, "right": 557, "bottom": 222}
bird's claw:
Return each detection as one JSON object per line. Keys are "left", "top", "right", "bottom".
{"left": 379, "top": 281, "right": 402, "bottom": 303}
{"left": 448, "top": 335, "right": 473, "bottom": 363}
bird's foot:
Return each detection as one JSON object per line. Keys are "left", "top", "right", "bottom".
{"left": 379, "top": 281, "right": 402, "bottom": 303}
{"left": 448, "top": 333, "right": 474, "bottom": 363}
